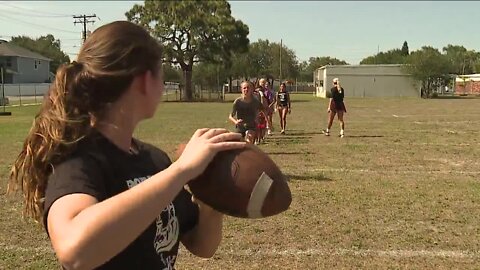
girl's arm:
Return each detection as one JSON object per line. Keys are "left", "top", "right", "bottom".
{"left": 181, "top": 199, "right": 223, "bottom": 258}
{"left": 47, "top": 129, "right": 244, "bottom": 270}
{"left": 229, "top": 102, "right": 241, "bottom": 125}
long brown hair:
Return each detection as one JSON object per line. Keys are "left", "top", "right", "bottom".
{"left": 8, "top": 21, "right": 163, "bottom": 222}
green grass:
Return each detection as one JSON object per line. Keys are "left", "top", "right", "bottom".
{"left": 1, "top": 94, "right": 480, "bottom": 269}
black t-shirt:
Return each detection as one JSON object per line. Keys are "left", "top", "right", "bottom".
{"left": 231, "top": 97, "right": 263, "bottom": 129}
{"left": 277, "top": 91, "right": 290, "bottom": 106}
{"left": 331, "top": 86, "right": 345, "bottom": 105}
{"left": 43, "top": 131, "right": 199, "bottom": 269}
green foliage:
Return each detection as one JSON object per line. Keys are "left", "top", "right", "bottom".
{"left": 229, "top": 39, "right": 299, "bottom": 83}
{"left": 360, "top": 49, "right": 407, "bottom": 65}
{"left": 298, "top": 56, "right": 348, "bottom": 82}
{"left": 192, "top": 62, "right": 228, "bottom": 88}
{"left": 163, "top": 63, "right": 182, "bottom": 83}
{"left": 10, "top": 34, "right": 70, "bottom": 74}
{"left": 442, "top": 45, "right": 480, "bottom": 75}
{"left": 126, "top": 0, "right": 249, "bottom": 100}
{"left": 404, "top": 46, "right": 450, "bottom": 98}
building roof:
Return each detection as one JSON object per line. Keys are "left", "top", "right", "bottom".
{"left": 456, "top": 74, "right": 480, "bottom": 82}
{"left": 317, "top": 64, "right": 404, "bottom": 71}
{"left": 0, "top": 41, "right": 51, "bottom": 61}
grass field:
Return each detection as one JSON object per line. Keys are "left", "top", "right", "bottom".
{"left": 1, "top": 93, "right": 480, "bottom": 269}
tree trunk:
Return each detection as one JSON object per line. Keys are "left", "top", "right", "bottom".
{"left": 228, "top": 76, "right": 233, "bottom": 93}
{"left": 421, "top": 81, "right": 427, "bottom": 98}
{"left": 182, "top": 66, "right": 193, "bottom": 101}
{"left": 426, "top": 79, "right": 432, "bottom": 98}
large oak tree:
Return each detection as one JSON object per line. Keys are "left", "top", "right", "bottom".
{"left": 126, "top": 0, "right": 249, "bottom": 100}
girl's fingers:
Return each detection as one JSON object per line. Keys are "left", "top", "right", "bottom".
{"left": 202, "top": 128, "right": 229, "bottom": 139}
{"left": 211, "top": 141, "right": 246, "bottom": 151}
{"left": 193, "top": 128, "right": 211, "bottom": 137}
{"left": 209, "top": 132, "right": 243, "bottom": 143}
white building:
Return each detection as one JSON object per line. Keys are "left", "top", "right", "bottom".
{"left": 314, "top": 64, "right": 419, "bottom": 98}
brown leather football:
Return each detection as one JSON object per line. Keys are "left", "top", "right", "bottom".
{"left": 177, "top": 144, "right": 292, "bottom": 218}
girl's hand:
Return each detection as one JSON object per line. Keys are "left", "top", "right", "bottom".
{"left": 174, "top": 128, "right": 246, "bottom": 180}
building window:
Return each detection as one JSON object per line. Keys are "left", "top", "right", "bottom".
{"left": 34, "top": 60, "right": 38, "bottom": 70}
{"left": 6, "top": 57, "right": 12, "bottom": 67}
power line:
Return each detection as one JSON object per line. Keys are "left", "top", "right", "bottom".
{"left": 0, "top": 12, "right": 78, "bottom": 34}
{"left": 0, "top": 8, "right": 72, "bottom": 18}
{"left": 0, "top": 35, "right": 82, "bottom": 43}
{"left": 73, "top": 14, "right": 97, "bottom": 43}
{"left": 1, "top": 2, "right": 72, "bottom": 17}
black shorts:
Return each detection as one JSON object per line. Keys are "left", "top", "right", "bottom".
{"left": 236, "top": 124, "right": 255, "bottom": 137}
{"left": 331, "top": 101, "right": 346, "bottom": 113}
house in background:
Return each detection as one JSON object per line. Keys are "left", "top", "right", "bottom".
{"left": 314, "top": 64, "right": 420, "bottom": 98}
{"left": 0, "top": 40, "right": 51, "bottom": 83}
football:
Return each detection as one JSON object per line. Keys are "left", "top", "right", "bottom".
{"left": 176, "top": 143, "right": 292, "bottom": 218}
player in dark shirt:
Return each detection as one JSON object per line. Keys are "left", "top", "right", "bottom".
{"left": 276, "top": 82, "right": 291, "bottom": 135}
{"left": 9, "top": 21, "right": 245, "bottom": 270}
{"left": 325, "top": 78, "right": 347, "bottom": 137}
{"left": 229, "top": 81, "right": 264, "bottom": 144}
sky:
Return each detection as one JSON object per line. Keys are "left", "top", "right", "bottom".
{"left": 0, "top": 1, "right": 479, "bottom": 65}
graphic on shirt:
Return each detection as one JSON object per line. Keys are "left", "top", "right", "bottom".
{"left": 154, "top": 202, "right": 179, "bottom": 254}
{"left": 124, "top": 175, "right": 179, "bottom": 269}
{"left": 159, "top": 254, "right": 177, "bottom": 270}
{"left": 278, "top": 92, "right": 289, "bottom": 105}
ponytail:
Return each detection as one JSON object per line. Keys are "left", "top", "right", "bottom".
{"left": 8, "top": 21, "right": 163, "bottom": 223}
{"left": 8, "top": 62, "right": 93, "bottom": 222}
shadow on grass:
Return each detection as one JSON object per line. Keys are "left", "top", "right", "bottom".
{"left": 265, "top": 139, "right": 310, "bottom": 145}
{"left": 285, "top": 129, "right": 326, "bottom": 136}
{"left": 345, "top": 135, "right": 384, "bottom": 138}
{"left": 268, "top": 135, "right": 313, "bottom": 139}
{"left": 266, "top": 151, "right": 312, "bottom": 156}
{"left": 285, "top": 173, "right": 333, "bottom": 182}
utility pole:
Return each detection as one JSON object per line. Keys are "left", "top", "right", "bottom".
{"left": 0, "top": 65, "right": 12, "bottom": 116}
{"left": 73, "top": 14, "right": 96, "bottom": 43}
{"left": 279, "top": 39, "right": 283, "bottom": 83}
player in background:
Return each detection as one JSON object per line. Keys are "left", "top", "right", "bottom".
{"left": 229, "top": 81, "right": 264, "bottom": 144}
{"left": 259, "top": 78, "right": 275, "bottom": 135}
{"left": 325, "top": 78, "right": 347, "bottom": 138}
{"left": 253, "top": 86, "right": 268, "bottom": 144}
{"left": 276, "top": 82, "right": 291, "bottom": 135}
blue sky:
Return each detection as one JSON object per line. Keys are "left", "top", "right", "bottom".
{"left": 1, "top": 1, "right": 479, "bottom": 64}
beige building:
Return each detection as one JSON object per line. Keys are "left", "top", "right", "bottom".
{"left": 314, "top": 64, "right": 419, "bottom": 98}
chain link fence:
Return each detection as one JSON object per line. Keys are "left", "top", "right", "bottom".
{"left": 1, "top": 83, "right": 49, "bottom": 106}
{"left": 0, "top": 81, "right": 314, "bottom": 106}
{"left": 0, "top": 82, "right": 226, "bottom": 106}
